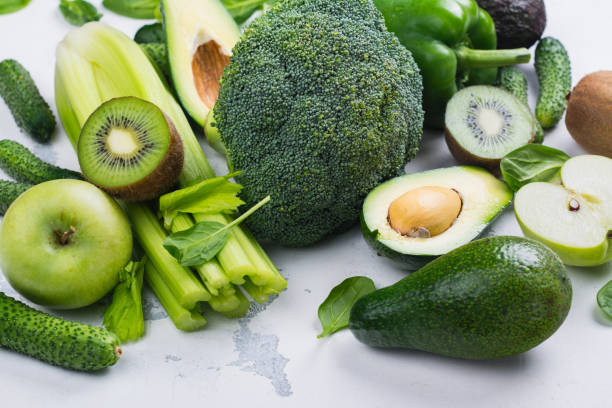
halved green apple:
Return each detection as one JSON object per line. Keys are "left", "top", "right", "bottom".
{"left": 515, "top": 155, "right": 612, "bottom": 266}
{"left": 162, "top": 0, "right": 240, "bottom": 126}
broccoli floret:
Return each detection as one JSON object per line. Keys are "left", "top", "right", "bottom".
{"left": 214, "top": 0, "right": 424, "bottom": 247}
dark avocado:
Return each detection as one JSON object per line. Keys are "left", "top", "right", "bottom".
{"left": 349, "top": 236, "right": 572, "bottom": 359}
{"left": 476, "top": 0, "right": 546, "bottom": 49}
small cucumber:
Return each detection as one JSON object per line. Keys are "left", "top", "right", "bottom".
{"left": 0, "top": 180, "right": 30, "bottom": 214}
{"left": 0, "top": 139, "right": 82, "bottom": 184}
{"left": 0, "top": 292, "right": 122, "bottom": 371}
{"left": 0, "top": 59, "right": 56, "bottom": 142}
{"left": 497, "top": 67, "right": 544, "bottom": 143}
{"left": 535, "top": 37, "right": 571, "bottom": 129}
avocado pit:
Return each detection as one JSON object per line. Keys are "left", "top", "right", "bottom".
{"left": 192, "top": 40, "right": 230, "bottom": 109}
{"left": 388, "top": 186, "right": 462, "bottom": 238}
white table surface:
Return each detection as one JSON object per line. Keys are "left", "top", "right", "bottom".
{"left": 1, "top": 1, "right": 611, "bottom": 407}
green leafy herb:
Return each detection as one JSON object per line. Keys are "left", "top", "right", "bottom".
{"left": 500, "top": 144, "right": 570, "bottom": 192}
{"left": 597, "top": 280, "right": 612, "bottom": 320}
{"left": 0, "top": 0, "right": 30, "bottom": 15}
{"left": 59, "top": 0, "right": 102, "bottom": 26}
{"left": 102, "top": 0, "right": 159, "bottom": 19}
{"left": 163, "top": 195, "right": 270, "bottom": 266}
{"left": 134, "top": 22, "right": 164, "bottom": 44}
{"left": 159, "top": 172, "right": 244, "bottom": 229}
{"left": 317, "top": 276, "right": 376, "bottom": 338}
{"left": 220, "top": 0, "right": 275, "bottom": 24}
{"left": 103, "top": 257, "right": 146, "bottom": 343}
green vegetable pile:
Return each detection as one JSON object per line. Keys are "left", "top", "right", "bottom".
{"left": 214, "top": 0, "right": 424, "bottom": 247}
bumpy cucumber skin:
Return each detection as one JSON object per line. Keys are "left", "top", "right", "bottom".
{"left": 0, "top": 292, "right": 121, "bottom": 371}
{"left": 535, "top": 37, "right": 571, "bottom": 129}
{"left": 0, "top": 140, "right": 81, "bottom": 184}
{"left": 497, "top": 67, "right": 544, "bottom": 143}
{"left": 0, "top": 180, "right": 30, "bottom": 214}
{"left": 0, "top": 60, "right": 56, "bottom": 142}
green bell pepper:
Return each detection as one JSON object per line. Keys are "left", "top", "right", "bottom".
{"left": 373, "top": 0, "right": 531, "bottom": 128}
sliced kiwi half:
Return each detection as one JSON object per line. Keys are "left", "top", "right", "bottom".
{"left": 445, "top": 86, "right": 535, "bottom": 173}
{"left": 77, "top": 96, "right": 184, "bottom": 201}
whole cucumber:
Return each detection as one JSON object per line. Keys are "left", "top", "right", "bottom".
{"left": 0, "top": 180, "right": 30, "bottom": 214}
{"left": 535, "top": 37, "right": 571, "bottom": 129}
{"left": 0, "top": 59, "right": 55, "bottom": 142}
{"left": 497, "top": 67, "right": 544, "bottom": 143}
{"left": 0, "top": 292, "right": 122, "bottom": 371}
{"left": 0, "top": 139, "right": 81, "bottom": 184}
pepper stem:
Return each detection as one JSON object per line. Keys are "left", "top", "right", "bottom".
{"left": 455, "top": 46, "right": 531, "bottom": 70}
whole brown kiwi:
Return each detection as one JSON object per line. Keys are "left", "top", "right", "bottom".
{"left": 565, "top": 71, "right": 612, "bottom": 158}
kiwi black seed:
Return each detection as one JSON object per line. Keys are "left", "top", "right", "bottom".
{"left": 77, "top": 96, "right": 184, "bottom": 201}
{"left": 444, "top": 85, "right": 535, "bottom": 174}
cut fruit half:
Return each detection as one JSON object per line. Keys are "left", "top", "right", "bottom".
{"left": 361, "top": 166, "right": 512, "bottom": 270}
{"left": 77, "top": 97, "right": 184, "bottom": 201}
{"left": 445, "top": 86, "right": 535, "bottom": 173}
{"left": 162, "top": 0, "right": 241, "bottom": 126}
{"left": 515, "top": 155, "right": 612, "bottom": 266}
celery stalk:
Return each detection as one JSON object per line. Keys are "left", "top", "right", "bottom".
{"left": 208, "top": 289, "right": 243, "bottom": 313}
{"left": 126, "top": 203, "right": 210, "bottom": 309}
{"left": 145, "top": 261, "right": 207, "bottom": 331}
{"left": 221, "top": 289, "right": 251, "bottom": 318}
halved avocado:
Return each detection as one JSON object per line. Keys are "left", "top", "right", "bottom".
{"left": 361, "top": 166, "right": 512, "bottom": 270}
{"left": 162, "top": 0, "right": 240, "bottom": 126}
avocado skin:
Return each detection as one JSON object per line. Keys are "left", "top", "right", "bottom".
{"left": 349, "top": 236, "right": 572, "bottom": 359}
{"left": 476, "top": 0, "right": 546, "bottom": 49}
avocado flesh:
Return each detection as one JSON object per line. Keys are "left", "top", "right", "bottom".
{"left": 162, "top": 0, "right": 240, "bottom": 126}
{"left": 361, "top": 166, "right": 512, "bottom": 270}
{"left": 349, "top": 236, "right": 572, "bottom": 359}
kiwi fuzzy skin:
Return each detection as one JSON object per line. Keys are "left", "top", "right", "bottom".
{"left": 565, "top": 71, "right": 612, "bottom": 158}
{"left": 84, "top": 114, "right": 184, "bottom": 202}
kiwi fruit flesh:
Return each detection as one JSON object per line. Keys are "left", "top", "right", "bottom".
{"left": 77, "top": 96, "right": 184, "bottom": 201}
{"left": 565, "top": 71, "right": 612, "bottom": 158}
{"left": 445, "top": 86, "right": 535, "bottom": 173}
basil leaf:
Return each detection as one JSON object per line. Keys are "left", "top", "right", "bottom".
{"left": 163, "top": 196, "right": 270, "bottom": 266}
{"left": 500, "top": 144, "right": 570, "bottom": 192}
{"left": 59, "top": 0, "right": 102, "bottom": 26}
{"left": 103, "top": 257, "right": 146, "bottom": 343}
{"left": 0, "top": 0, "right": 30, "bottom": 15}
{"left": 163, "top": 221, "right": 231, "bottom": 266}
{"left": 597, "top": 280, "right": 612, "bottom": 320}
{"left": 317, "top": 276, "right": 376, "bottom": 338}
{"left": 102, "top": 0, "right": 159, "bottom": 19}
{"left": 159, "top": 172, "right": 244, "bottom": 229}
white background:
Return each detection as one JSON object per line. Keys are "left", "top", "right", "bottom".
{"left": 1, "top": 1, "right": 611, "bottom": 407}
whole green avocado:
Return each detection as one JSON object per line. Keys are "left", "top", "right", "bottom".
{"left": 349, "top": 236, "right": 572, "bottom": 359}
{"left": 214, "top": 0, "right": 424, "bottom": 247}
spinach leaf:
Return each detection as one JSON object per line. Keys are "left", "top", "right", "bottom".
{"left": 0, "top": 0, "right": 30, "bottom": 15}
{"left": 500, "top": 144, "right": 570, "bottom": 192}
{"left": 59, "top": 0, "right": 102, "bottom": 26}
{"left": 134, "top": 22, "right": 164, "bottom": 44}
{"left": 163, "top": 196, "right": 270, "bottom": 266}
{"left": 159, "top": 172, "right": 244, "bottom": 229}
{"left": 103, "top": 257, "right": 146, "bottom": 343}
{"left": 597, "top": 280, "right": 612, "bottom": 320}
{"left": 102, "top": 0, "right": 159, "bottom": 19}
{"left": 317, "top": 276, "right": 376, "bottom": 338}
{"left": 220, "top": 0, "right": 276, "bottom": 24}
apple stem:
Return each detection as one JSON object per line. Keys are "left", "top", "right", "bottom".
{"left": 56, "top": 226, "right": 76, "bottom": 246}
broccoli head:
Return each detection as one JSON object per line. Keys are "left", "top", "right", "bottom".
{"left": 214, "top": 0, "right": 424, "bottom": 247}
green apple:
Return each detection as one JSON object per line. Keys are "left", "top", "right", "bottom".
{"left": 0, "top": 179, "right": 132, "bottom": 309}
{"left": 514, "top": 155, "right": 612, "bottom": 266}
